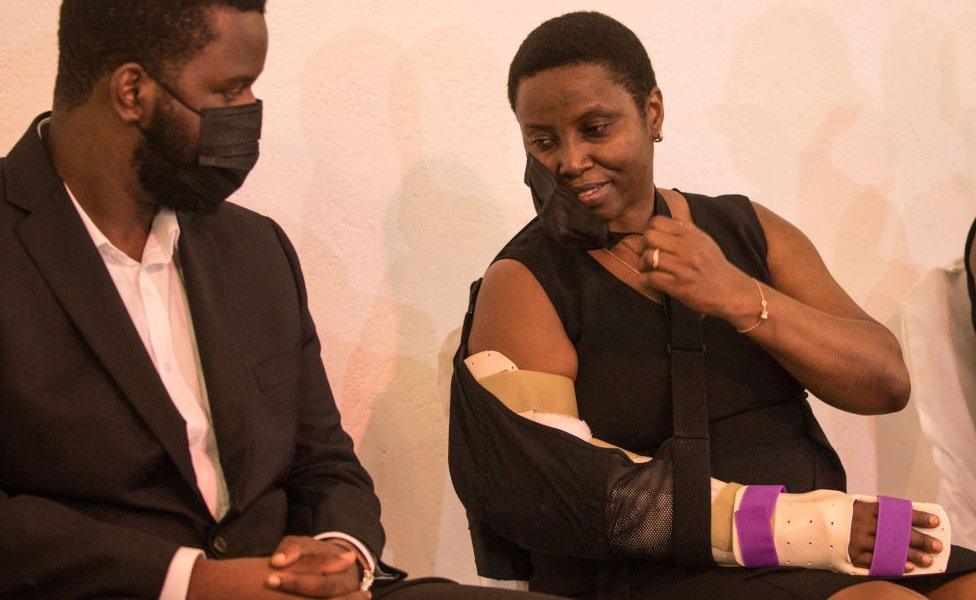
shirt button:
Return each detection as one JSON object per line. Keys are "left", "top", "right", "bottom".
{"left": 212, "top": 535, "right": 229, "bottom": 556}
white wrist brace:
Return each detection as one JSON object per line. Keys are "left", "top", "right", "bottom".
{"left": 720, "top": 487, "right": 952, "bottom": 576}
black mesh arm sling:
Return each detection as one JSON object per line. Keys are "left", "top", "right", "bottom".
{"left": 448, "top": 194, "right": 714, "bottom": 580}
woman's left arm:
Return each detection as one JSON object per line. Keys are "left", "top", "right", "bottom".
{"left": 639, "top": 201, "right": 911, "bottom": 415}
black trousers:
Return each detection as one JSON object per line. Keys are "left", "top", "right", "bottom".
{"left": 374, "top": 578, "right": 564, "bottom": 599}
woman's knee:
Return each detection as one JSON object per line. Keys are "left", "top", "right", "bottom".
{"left": 928, "top": 572, "right": 976, "bottom": 600}
{"left": 828, "top": 581, "right": 925, "bottom": 600}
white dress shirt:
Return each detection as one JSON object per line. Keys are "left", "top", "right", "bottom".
{"left": 61, "top": 179, "right": 374, "bottom": 599}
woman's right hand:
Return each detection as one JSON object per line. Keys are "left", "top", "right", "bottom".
{"left": 849, "top": 500, "right": 944, "bottom": 573}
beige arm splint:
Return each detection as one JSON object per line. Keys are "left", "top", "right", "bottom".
{"left": 464, "top": 350, "right": 952, "bottom": 576}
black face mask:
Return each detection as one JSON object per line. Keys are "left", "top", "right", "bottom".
{"left": 524, "top": 154, "right": 659, "bottom": 249}
{"left": 137, "top": 75, "right": 262, "bottom": 214}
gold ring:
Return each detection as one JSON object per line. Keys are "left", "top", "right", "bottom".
{"left": 651, "top": 247, "right": 661, "bottom": 270}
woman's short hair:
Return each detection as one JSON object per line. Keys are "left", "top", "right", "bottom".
{"left": 55, "top": 0, "right": 266, "bottom": 110}
{"left": 507, "top": 11, "right": 657, "bottom": 113}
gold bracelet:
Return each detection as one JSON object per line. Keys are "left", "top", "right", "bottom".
{"left": 736, "top": 279, "right": 769, "bottom": 334}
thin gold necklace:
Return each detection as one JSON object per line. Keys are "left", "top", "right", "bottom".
{"left": 601, "top": 247, "right": 641, "bottom": 276}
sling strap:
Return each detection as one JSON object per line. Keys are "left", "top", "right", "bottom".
{"left": 656, "top": 191, "right": 714, "bottom": 567}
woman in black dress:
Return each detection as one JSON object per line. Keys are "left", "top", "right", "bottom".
{"left": 457, "top": 11, "right": 976, "bottom": 600}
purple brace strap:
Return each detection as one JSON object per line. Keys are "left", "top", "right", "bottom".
{"left": 869, "top": 496, "right": 913, "bottom": 577}
{"left": 734, "top": 484, "right": 785, "bottom": 567}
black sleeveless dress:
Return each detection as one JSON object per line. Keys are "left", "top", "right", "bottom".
{"left": 490, "top": 192, "right": 976, "bottom": 599}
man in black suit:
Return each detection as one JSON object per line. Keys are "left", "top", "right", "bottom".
{"left": 0, "top": 2, "right": 557, "bottom": 599}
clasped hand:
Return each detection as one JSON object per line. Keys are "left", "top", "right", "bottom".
{"left": 265, "top": 536, "right": 366, "bottom": 598}
{"left": 188, "top": 536, "right": 368, "bottom": 600}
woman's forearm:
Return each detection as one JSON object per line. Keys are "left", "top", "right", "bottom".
{"left": 722, "top": 278, "right": 910, "bottom": 415}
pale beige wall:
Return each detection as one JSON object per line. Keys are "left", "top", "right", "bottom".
{"left": 2, "top": 0, "right": 974, "bottom": 583}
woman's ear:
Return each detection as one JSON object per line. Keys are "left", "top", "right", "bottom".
{"left": 645, "top": 87, "right": 664, "bottom": 139}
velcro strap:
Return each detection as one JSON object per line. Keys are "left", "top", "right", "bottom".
{"left": 478, "top": 370, "right": 579, "bottom": 417}
{"left": 869, "top": 496, "right": 913, "bottom": 576}
{"left": 734, "top": 485, "right": 784, "bottom": 567}
{"left": 711, "top": 482, "right": 744, "bottom": 552}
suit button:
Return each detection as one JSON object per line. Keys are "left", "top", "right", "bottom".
{"left": 212, "top": 535, "right": 229, "bottom": 555}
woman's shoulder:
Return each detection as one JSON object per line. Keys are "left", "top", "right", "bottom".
{"left": 472, "top": 220, "right": 580, "bottom": 377}
{"left": 679, "top": 190, "right": 761, "bottom": 231}
{"left": 483, "top": 218, "right": 583, "bottom": 340}
{"left": 492, "top": 218, "right": 582, "bottom": 287}
{"left": 494, "top": 217, "right": 571, "bottom": 264}
{"left": 679, "top": 190, "right": 771, "bottom": 280}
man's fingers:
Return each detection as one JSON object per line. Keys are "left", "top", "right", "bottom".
{"left": 270, "top": 536, "right": 309, "bottom": 567}
{"left": 270, "top": 536, "right": 357, "bottom": 572}
{"left": 266, "top": 570, "right": 358, "bottom": 597}
{"left": 320, "top": 549, "right": 359, "bottom": 574}
{"left": 282, "top": 550, "right": 358, "bottom": 575}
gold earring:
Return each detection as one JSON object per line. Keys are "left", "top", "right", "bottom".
{"left": 653, "top": 133, "right": 663, "bottom": 143}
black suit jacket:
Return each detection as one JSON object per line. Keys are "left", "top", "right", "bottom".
{"left": 0, "top": 115, "right": 384, "bottom": 598}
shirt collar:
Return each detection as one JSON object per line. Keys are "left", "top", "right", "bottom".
{"left": 65, "top": 183, "right": 181, "bottom": 267}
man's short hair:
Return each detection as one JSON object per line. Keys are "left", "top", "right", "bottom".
{"left": 507, "top": 11, "right": 657, "bottom": 113}
{"left": 54, "top": 0, "right": 267, "bottom": 110}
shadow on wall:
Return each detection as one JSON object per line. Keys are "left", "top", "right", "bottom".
{"left": 882, "top": 12, "right": 976, "bottom": 268}
{"left": 356, "top": 159, "right": 506, "bottom": 579}
{"left": 0, "top": 4, "right": 59, "bottom": 150}
{"left": 711, "top": 4, "right": 976, "bottom": 498}
{"left": 295, "top": 26, "right": 408, "bottom": 445}
{"left": 874, "top": 10, "right": 976, "bottom": 500}
{"left": 710, "top": 4, "right": 932, "bottom": 495}
{"left": 296, "top": 22, "right": 516, "bottom": 579}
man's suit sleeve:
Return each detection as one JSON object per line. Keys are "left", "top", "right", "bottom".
{"left": 269, "top": 220, "right": 386, "bottom": 558}
{"left": 0, "top": 491, "right": 181, "bottom": 598}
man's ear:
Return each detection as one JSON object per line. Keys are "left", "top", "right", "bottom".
{"left": 108, "top": 63, "right": 153, "bottom": 124}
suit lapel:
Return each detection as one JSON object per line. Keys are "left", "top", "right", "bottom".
{"left": 7, "top": 117, "right": 203, "bottom": 503}
{"left": 177, "top": 215, "right": 252, "bottom": 509}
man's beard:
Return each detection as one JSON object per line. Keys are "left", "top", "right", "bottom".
{"left": 132, "top": 97, "right": 224, "bottom": 215}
